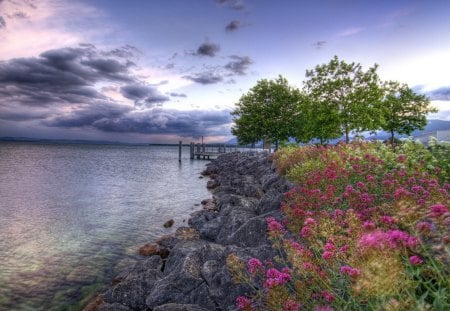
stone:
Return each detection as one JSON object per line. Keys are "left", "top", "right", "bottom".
{"left": 98, "top": 303, "right": 131, "bottom": 311}
{"left": 138, "top": 243, "right": 169, "bottom": 258}
{"left": 153, "top": 303, "right": 209, "bottom": 311}
{"left": 163, "top": 219, "right": 174, "bottom": 228}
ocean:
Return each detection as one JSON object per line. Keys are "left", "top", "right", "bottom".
{"left": 0, "top": 142, "right": 209, "bottom": 310}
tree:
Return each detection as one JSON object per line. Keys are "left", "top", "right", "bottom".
{"left": 303, "top": 55, "right": 384, "bottom": 143}
{"left": 231, "top": 75, "right": 301, "bottom": 149}
{"left": 380, "top": 81, "right": 437, "bottom": 149}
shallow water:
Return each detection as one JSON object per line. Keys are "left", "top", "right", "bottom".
{"left": 0, "top": 142, "right": 209, "bottom": 310}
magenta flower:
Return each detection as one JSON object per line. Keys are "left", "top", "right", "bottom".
{"left": 283, "top": 299, "right": 300, "bottom": 311}
{"left": 429, "top": 204, "right": 448, "bottom": 218}
{"left": 324, "top": 241, "right": 335, "bottom": 252}
{"left": 304, "top": 217, "right": 317, "bottom": 226}
{"left": 380, "top": 215, "right": 396, "bottom": 225}
{"left": 340, "top": 265, "right": 360, "bottom": 277}
{"left": 247, "top": 258, "right": 263, "bottom": 274}
{"left": 264, "top": 268, "right": 292, "bottom": 288}
{"left": 416, "top": 221, "right": 433, "bottom": 234}
{"left": 409, "top": 255, "right": 423, "bottom": 266}
{"left": 322, "top": 251, "right": 334, "bottom": 260}
{"left": 362, "top": 220, "right": 376, "bottom": 230}
{"left": 267, "top": 217, "right": 284, "bottom": 234}
{"left": 322, "top": 290, "right": 335, "bottom": 302}
{"left": 236, "top": 296, "right": 253, "bottom": 310}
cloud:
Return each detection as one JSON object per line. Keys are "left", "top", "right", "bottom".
{"left": 427, "top": 86, "right": 450, "bottom": 101}
{"left": 338, "top": 27, "right": 365, "bottom": 37}
{"left": 225, "top": 20, "right": 241, "bottom": 32}
{"left": 45, "top": 102, "right": 132, "bottom": 128}
{"left": 312, "top": 41, "right": 326, "bottom": 49}
{"left": 0, "top": 16, "right": 6, "bottom": 28}
{"left": 0, "top": 45, "right": 139, "bottom": 111}
{"left": 183, "top": 72, "right": 223, "bottom": 84}
{"left": 120, "top": 83, "right": 170, "bottom": 107}
{"left": 168, "top": 92, "right": 187, "bottom": 98}
{"left": 224, "top": 55, "right": 252, "bottom": 75}
{"left": 216, "top": 0, "right": 245, "bottom": 10}
{"left": 7, "top": 11, "right": 29, "bottom": 19}
{"left": 195, "top": 41, "right": 220, "bottom": 57}
{"left": 91, "top": 108, "right": 233, "bottom": 138}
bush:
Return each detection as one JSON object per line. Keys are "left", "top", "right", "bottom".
{"left": 227, "top": 141, "right": 449, "bottom": 311}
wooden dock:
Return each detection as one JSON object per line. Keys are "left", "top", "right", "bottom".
{"left": 189, "top": 142, "right": 258, "bottom": 160}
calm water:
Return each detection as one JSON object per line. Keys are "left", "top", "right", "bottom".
{"left": 0, "top": 142, "right": 209, "bottom": 311}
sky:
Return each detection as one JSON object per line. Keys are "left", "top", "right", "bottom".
{"left": 0, "top": 0, "right": 449, "bottom": 143}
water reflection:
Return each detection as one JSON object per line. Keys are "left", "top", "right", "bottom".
{"left": 0, "top": 143, "right": 209, "bottom": 310}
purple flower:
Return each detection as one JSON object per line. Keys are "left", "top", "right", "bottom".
{"left": 236, "top": 296, "right": 253, "bottom": 310}
{"left": 409, "top": 255, "right": 423, "bottom": 266}
{"left": 322, "top": 251, "right": 334, "bottom": 260}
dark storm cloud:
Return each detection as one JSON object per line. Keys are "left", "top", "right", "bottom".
{"left": 0, "top": 16, "right": 6, "bottom": 28}
{"left": 0, "top": 45, "right": 138, "bottom": 109}
{"left": 183, "top": 72, "right": 224, "bottom": 84}
{"left": 120, "top": 84, "right": 170, "bottom": 107}
{"left": 312, "top": 41, "right": 327, "bottom": 49}
{"left": 46, "top": 102, "right": 132, "bottom": 128}
{"left": 216, "top": 0, "right": 245, "bottom": 10}
{"left": 92, "top": 108, "right": 232, "bottom": 138}
{"left": 102, "top": 44, "right": 141, "bottom": 59}
{"left": 195, "top": 42, "right": 220, "bottom": 57}
{"left": 225, "top": 20, "right": 241, "bottom": 32}
{"left": 225, "top": 55, "right": 252, "bottom": 75}
{"left": 427, "top": 86, "right": 450, "bottom": 101}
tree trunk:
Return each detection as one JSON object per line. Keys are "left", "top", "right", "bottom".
{"left": 390, "top": 130, "right": 395, "bottom": 152}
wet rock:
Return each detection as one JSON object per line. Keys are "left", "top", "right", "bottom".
{"left": 163, "top": 219, "right": 174, "bottom": 228}
{"left": 138, "top": 244, "right": 169, "bottom": 258}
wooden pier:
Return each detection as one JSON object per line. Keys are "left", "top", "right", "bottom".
{"left": 189, "top": 142, "right": 258, "bottom": 160}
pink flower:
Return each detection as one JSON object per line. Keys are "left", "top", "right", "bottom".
{"left": 322, "top": 251, "right": 334, "bottom": 260}
{"left": 416, "top": 221, "right": 433, "bottom": 234}
{"left": 322, "top": 291, "right": 335, "bottom": 302}
{"left": 236, "top": 296, "right": 253, "bottom": 310}
{"left": 267, "top": 217, "right": 284, "bottom": 234}
{"left": 314, "top": 306, "right": 334, "bottom": 311}
{"left": 339, "top": 245, "right": 349, "bottom": 253}
{"left": 301, "top": 226, "right": 313, "bottom": 238}
{"left": 264, "top": 268, "right": 292, "bottom": 288}
{"left": 340, "top": 265, "right": 360, "bottom": 277}
{"left": 380, "top": 215, "right": 396, "bottom": 225}
{"left": 324, "top": 241, "right": 335, "bottom": 252}
{"left": 362, "top": 221, "right": 376, "bottom": 230}
{"left": 304, "top": 217, "right": 317, "bottom": 226}
{"left": 429, "top": 204, "right": 448, "bottom": 218}
{"left": 283, "top": 300, "right": 301, "bottom": 311}
{"left": 409, "top": 255, "right": 423, "bottom": 266}
{"left": 248, "top": 258, "right": 263, "bottom": 274}
{"left": 397, "top": 154, "right": 406, "bottom": 163}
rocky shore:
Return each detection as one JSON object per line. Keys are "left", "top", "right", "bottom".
{"left": 87, "top": 151, "right": 292, "bottom": 311}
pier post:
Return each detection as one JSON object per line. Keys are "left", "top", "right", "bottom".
{"left": 179, "top": 141, "right": 182, "bottom": 162}
{"left": 190, "top": 142, "right": 194, "bottom": 159}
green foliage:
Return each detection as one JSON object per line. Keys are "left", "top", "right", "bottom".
{"left": 380, "top": 81, "right": 437, "bottom": 149}
{"left": 231, "top": 75, "right": 304, "bottom": 146}
{"left": 303, "top": 55, "right": 384, "bottom": 143}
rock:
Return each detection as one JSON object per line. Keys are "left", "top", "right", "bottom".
{"left": 98, "top": 303, "right": 131, "bottom": 311}
{"left": 92, "top": 152, "right": 290, "bottom": 311}
{"left": 163, "top": 219, "right": 174, "bottom": 228}
{"left": 138, "top": 243, "right": 169, "bottom": 258}
{"left": 83, "top": 294, "right": 104, "bottom": 311}
{"left": 153, "top": 303, "right": 209, "bottom": 311}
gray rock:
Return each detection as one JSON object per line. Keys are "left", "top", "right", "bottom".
{"left": 153, "top": 303, "right": 209, "bottom": 311}
{"left": 98, "top": 303, "right": 131, "bottom": 311}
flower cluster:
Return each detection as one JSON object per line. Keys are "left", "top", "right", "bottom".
{"left": 227, "top": 140, "right": 449, "bottom": 310}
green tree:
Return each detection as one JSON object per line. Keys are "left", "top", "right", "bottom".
{"left": 303, "top": 55, "right": 384, "bottom": 143}
{"left": 231, "top": 75, "right": 301, "bottom": 149}
{"left": 380, "top": 81, "right": 437, "bottom": 149}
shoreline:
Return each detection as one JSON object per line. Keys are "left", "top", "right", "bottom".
{"left": 84, "top": 151, "right": 292, "bottom": 310}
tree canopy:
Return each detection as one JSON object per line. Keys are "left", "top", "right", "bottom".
{"left": 379, "top": 81, "right": 436, "bottom": 148}
{"left": 231, "top": 75, "right": 302, "bottom": 148}
{"left": 303, "top": 55, "right": 384, "bottom": 143}
{"left": 231, "top": 56, "right": 437, "bottom": 147}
